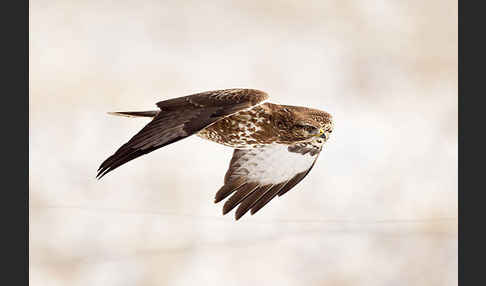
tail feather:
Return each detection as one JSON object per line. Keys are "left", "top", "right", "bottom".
{"left": 108, "top": 111, "right": 158, "bottom": 118}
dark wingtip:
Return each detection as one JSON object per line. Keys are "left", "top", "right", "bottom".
{"left": 235, "top": 212, "right": 243, "bottom": 221}
{"left": 96, "top": 164, "right": 111, "bottom": 180}
{"left": 222, "top": 205, "right": 231, "bottom": 215}
{"left": 96, "top": 170, "right": 106, "bottom": 180}
{"left": 235, "top": 206, "right": 250, "bottom": 221}
{"left": 214, "top": 196, "right": 223, "bottom": 204}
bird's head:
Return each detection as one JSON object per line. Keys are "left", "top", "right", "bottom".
{"left": 275, "top": 105, "right": 333, "bottom": 143}
{"left": 293, "top": 116, "right": 333, "bottom": 143}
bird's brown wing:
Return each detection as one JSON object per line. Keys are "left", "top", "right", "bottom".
{"left": 215, "top": 143, "right": 322, "bottom": 220}
{"left": 97, "top": 89, "right": 268, "bottom": 179}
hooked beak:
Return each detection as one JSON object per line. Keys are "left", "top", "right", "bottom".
{"left": 314, "top": 128, "right": 327, "bottom": 140}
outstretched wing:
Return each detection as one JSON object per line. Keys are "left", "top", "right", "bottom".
{"left": 215, "top": 143, "right": 322, "bottom": 220}
{"left": 97, "top": 89, "right": 268, "bottom": 178}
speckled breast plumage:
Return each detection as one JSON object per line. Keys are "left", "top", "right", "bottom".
{"left": 197, "top": 103, "right": 326, "bottom": 155}
{"left": 197, "top": 105, "right": 274, "bottom": 148}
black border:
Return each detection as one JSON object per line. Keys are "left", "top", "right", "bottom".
{"left": 458, "top": 0, "right": 462, "bottom": 283}
{"left": 3, "top": 0, "right": 29, "bottom": 284}
{"left": 459, "top": 0, "right": 483, "bottom": 285}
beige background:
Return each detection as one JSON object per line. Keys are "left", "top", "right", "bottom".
{"left": 30, "top": 0, "right": 457, "bottom": 285}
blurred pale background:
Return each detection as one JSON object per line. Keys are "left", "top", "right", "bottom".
{"left": 29, "top": 0, "right": 457, "bottom": 285}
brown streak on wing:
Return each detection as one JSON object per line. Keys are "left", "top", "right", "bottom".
{"left": 250, "top": 182, "right": 288, "bottom": 215}
{"left": 235, "top": 185, "right": 274, "bottom": 220}
{"left": 222, "top": 182, "right": 259, "bottom": 215}
{"left": 214, "top": 177, "right": 246, "bottom": 203}
{"left": 223, "top": 149, "right": 247, "bottom": 184}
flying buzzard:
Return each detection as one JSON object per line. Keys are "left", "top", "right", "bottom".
{"left": 97, "top": 89, "right": 334, "bottom": 220}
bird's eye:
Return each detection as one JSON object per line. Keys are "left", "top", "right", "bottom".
{"left": 296, "top": 124, "right": 318, "bottom": 134}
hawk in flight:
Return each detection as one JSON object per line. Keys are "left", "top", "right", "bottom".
{"left": 97, "top": 89, "right": 334, "bottom": 220}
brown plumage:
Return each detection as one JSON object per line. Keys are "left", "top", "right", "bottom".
{"left": 97, "top": 88, "right": 334, "bottom": 220}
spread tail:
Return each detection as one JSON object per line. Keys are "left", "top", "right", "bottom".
{"left": 108, "top": 111, "right": 158, "bottom": 118}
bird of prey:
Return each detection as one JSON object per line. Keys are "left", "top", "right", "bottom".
{"left": 97, "top": 88, "right": 334, "bottom": 220}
